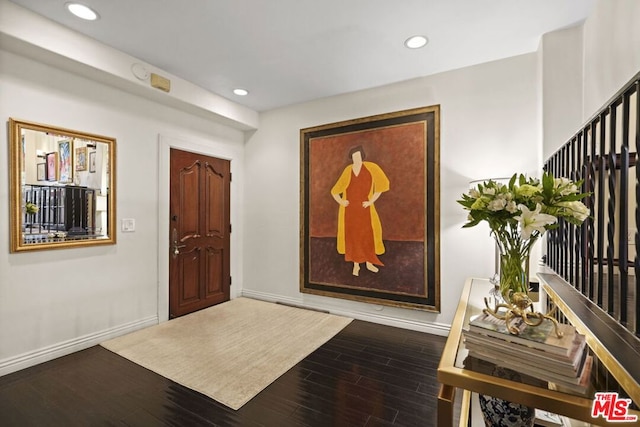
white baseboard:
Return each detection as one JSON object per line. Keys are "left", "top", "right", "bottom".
{"left": 241, "top": 289, "right": 451, "bottom": 337}
{"left": 0, "top": 315, "right": 158, "bottom": 377}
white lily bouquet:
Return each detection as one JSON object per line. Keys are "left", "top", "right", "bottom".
{"left": 458, "top": 172, "right": 589, "bottom": 297}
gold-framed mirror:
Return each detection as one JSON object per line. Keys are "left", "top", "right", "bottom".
{"left": 9, "top": 118, "right": 116, "bottom": 252}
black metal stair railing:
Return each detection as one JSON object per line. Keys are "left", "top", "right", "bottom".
{"left": 544, "top": 76, "right": 640, "bottom": 406}
{"left": 545, "top": 72, "right": 640, "bottom": 337}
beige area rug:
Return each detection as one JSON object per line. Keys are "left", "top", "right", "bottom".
{"left": 101, "top": 297, "right": 352, "bottom": 410}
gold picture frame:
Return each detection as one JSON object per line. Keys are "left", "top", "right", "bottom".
{"left": 9, "top": 118, "right": 117, "bottom": 252}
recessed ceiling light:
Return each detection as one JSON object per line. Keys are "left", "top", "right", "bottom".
{"left": 233, "top": 88, "right": 249, "bottom": 96}
{"left": 404, "top": 35, "right": 428, "bottom": 49}
{"left": 66, "top": 2, "right": 99, "bottom": 21}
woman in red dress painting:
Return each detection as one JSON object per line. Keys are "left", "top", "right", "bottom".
{"left": 331, "top": 146, "right": 390, "bottom": 276}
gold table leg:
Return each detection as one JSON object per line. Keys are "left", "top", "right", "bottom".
{"left": 438, "top": 384, "right": 455, "bottom": 427}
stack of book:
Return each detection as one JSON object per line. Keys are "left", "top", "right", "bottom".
{"left": 463, "top": 312, "right": 592, "bottom": 396}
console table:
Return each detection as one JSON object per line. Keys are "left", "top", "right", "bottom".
{"left": 436, "top": 277, "right": 639, "bottom": 426}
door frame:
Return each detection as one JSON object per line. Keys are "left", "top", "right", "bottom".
{"left": 158, "top": 134, "right": 238, "bottom": 322}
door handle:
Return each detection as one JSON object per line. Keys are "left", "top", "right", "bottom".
{"left": 173, "top": 243, "right": 186, "bottom": 255}
{"left": 172, "top": 228, "right": 186, "bottom": 257}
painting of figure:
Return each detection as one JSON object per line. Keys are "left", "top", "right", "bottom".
{"left": 300, "top": 106, "right": 440, "bottom": 311}
{"left": 58, "top": 140, "right": 73, "bottom": 183}
{"left": 331, "top": 145, "right": 389, "bottom": 276}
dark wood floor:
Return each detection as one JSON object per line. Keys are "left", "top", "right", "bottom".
{"left": 0, "top": 320, "right": 459, "bottom": 426}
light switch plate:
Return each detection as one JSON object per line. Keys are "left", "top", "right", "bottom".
{"left": 121, "top": 218, "right": 136, "bottom": 232}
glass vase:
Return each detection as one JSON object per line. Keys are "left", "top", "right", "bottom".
{"left": 498, "top": 247, "right": 530, "bottom": 300}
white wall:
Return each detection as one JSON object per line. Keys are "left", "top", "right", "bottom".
{"left": 583, "top": 0, "right": 640, "bottom": 120}
{"left": 540, "top": 25, "right": 584, "bottom": 160}
{"left": 542, "top": 0, "right": 640, "bottom": 158}
{"left": 243, "top": 53, "right": 540, "bottom": 332}
{"left": 0, "top": 49, "right": 245, "bottom": 374}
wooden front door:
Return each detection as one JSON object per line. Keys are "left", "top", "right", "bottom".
{"left": 169, "top": 148, "right": 230, "bottom": 318}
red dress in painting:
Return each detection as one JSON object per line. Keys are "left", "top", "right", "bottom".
{"left": 344, "top": 167, "right": 383, "bottom": 265}
{"left": 331, "top": 160, "right": 389, "bottom": 267}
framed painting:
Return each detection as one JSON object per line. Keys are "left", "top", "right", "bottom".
{"left": 36, "top": 162, "right": 46, "bottom": 181}
{"left": 45, "top": 152, "right": 58, "bottom": 181}
{"left": 75, "top": 146, "right": 87, "bottom": 171}
{"left": 58, "top": 140, "right": 73, "bottom": 183}
{"left": 89, "top": 151, "right": 96, "bottom": 173}
{"left": 300, "top": 105, "right": 440, "bottom": 311}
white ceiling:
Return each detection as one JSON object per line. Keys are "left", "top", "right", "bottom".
{"left": 9, "top": 0, "right": 595, "bottom": 112}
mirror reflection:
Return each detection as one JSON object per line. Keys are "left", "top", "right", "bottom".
{"left": 9, "top": 118, "right": 116, "bottom": 252}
